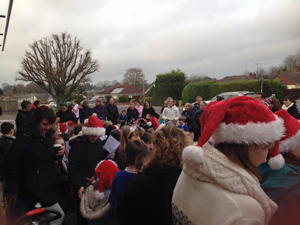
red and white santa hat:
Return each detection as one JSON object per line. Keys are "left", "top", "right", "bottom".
{"left": 150, "top": 116, "right": 164, "bottom": 132}
{"left": 94, "top": 160, "right": 119, "bottom": 199}
{"left": 275, "top": 109, "right": 300, "bottom": 153}
{"left": 82, "top": 116, "right": 105, "bottom": 137}
{"left": 66, "top": 121, "right": 76, "bottom": 131}
{"left": 184, "top": 96, "right": 285, "bottom": 170}
{"left": 59, "top": 121, "right": 77, "bottom": 134}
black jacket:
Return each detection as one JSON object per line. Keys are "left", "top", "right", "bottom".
{"left": 119, "top": 165, "right": 181, "bottom": 225}
{"left": 142, "top": 106, "right": 159, "bottom": 119}
{"left": 127, "top": 108, "right": 139, "bottom": 122}
{"left": 68, "top": 137, "right": 106, "bottom": 191}
{"left": 287, "top": 104, "right": 299, "bottom": 119}
{"left": 0, "top": 136, "right": 14, "bottom": 181}
{"left": 15, "top": 110, "right": 31, "bottom": 129}
{"left": 4, "top": 123, "right": 58, "bottom": 208}
{"left": 56, "top": 109, "right": 77, "bottom": 124}
{"left": 79, "top": 106, "right": 93, "bottom": 124}
{"left": 106, "top": 104, "right": 119, "bottom": 124}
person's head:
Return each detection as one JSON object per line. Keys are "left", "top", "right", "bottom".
{"left": 146, "top": 113, "right": 151, "bottom": 120}
{"left": 184, "top": 103, "right": 192, "bottom": 111}
{"left": 106, "top": 125, "right": 116, "bottom": 136}
{"left": 33, "top": 100, "right": 41, "bottom": 108}
{"left": 164, "top": 100, "right": 168, "bottom": 106}
{"left": 128, "top": 127, "right": 140, "bottom": 140}
{"left": 122, "top": 110, "right": 126, "bottom": 115}
{"left": 95, "top": 98, "right": 104, "bottom": 107}
{"left": 178, "top": 116, "right": 186, "bottom": 126}
{"left": 159, "top": 114, "right": 163, "bottom": 120}
{"left": 32, "top": 106, "right": 56, "bottom": 136}
{"left": 255, "top": 92, "right": 266, "bottom": 101}
{"left": 54, "top": 137, "right": 66, "bottom": 155}
{"left": 82, "top": 116, "right": 105, "bottom": 143}
{"left": 168, "top": 98, "right": 174, "bottom": 107}
{"left": 110, "top": 129, "right": 122, "bottom": 142}
{"left": 216, "top": 96, "right": 224, "bottom": 101}
{"left": 73, "top": 124, "right": 84, "bottom": 136}
{"left": 72, "top": 99, "right": 78, "bottom": 105}
{"left": 59, "top": 103, "right": 68, "bottom": 112}
{"left": 146, "top": 126, "right": 191, "bottom": 169}
{"left": 197, "top": 96, "right": 286, "bottom": 173}
{"left": 21, "top": 100, "right": 32, "bottom": 112}
{"left": 109, "top": 98, "right": 114, "bottom": 105}
{"left": 82, "top": 99, "right": 89, "bottom": 107}
{"left": 1, "top": 122, "right": 14, "bottom": 136}
{"left": 283, "top": 95, "right": 295, "bottom": 107}
{"left": 147, "top": 128, "right": 154, "bottom": 134}
{"left": 129, "top": 99, "right": 134, "bottom": 104}
{"left": 200, "top": 100, "right": 207, "bottom": 111}
{"left": 125, "top": 139, "right": 149, "bottom": 166}
{"left": 103, "top": 120, "right": 113, "bottom": 129}
{"left": 269, "top": 98, "right": 282, "bottom": 113}
{"left": 135, "top": 101, "right": 141, "bottom": 107}
{"left": 129, "top": 103, "right": 135, "bottom": 110}
{"left": 196, "top": 96, "right": 202, "bottom": 105}
{"left": 135, "top": 152, "right": 153, "bottom": 174}
{"left": 141, "top": 132, "right": 153, "bottom": 150}
{"left": 144, "top": 100, "right": 150, "bottom": 108}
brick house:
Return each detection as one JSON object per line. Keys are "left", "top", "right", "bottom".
{"left": 95, "top": 84, "right": 143, "bottom": 100}
{"left": 272, "top": 66, "right": 300, "bottom": 89}
{"left": 219, "top": 73, "right": 257, "bottom": 82}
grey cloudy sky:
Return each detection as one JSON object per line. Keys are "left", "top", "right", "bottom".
{"left": 0, "top": 0, "right": 299, "bottom": 86}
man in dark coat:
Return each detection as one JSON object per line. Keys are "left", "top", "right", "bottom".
{"left": 127, "top": 104, "right": 139, "bottom": 122}
{"left": 106, "top": 98, "right": 119, "bottom": 124}
{"left": 15, "top": 100, "right": 32, "bottom": 129}
{"left": 56, "top": 102, "right": 77, "bottom": 124}
{"left": 5, "top": 106, "right": 65, "bottom": 223}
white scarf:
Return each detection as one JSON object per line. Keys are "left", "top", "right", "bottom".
{"left": 282, "top": 102, "right": 294, "bottom": 110}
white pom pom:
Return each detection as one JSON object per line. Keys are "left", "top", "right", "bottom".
{"left": 84, "top": 119, "right": 89, "bottom": 125}
{"left": 182, "top": 145, "right": 204, "bottom": 165}
{"left": 147, "top": 122, "right": 152, "bottom": 126}
{"left": 95, "top": 190, "right": 105, "bottom": 200}
{"left": 268, "top": 154, "right": 285, "bottom": 170}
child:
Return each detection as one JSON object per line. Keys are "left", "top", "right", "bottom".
{"left": 119, "top": 110, "right": 127, "bottom": 128}
{"left": 177, "top": 116, "right": 189, "bottom": 132}
{"left": 140, "top": 132, "right": 153, "bottom": 150}
{"left": 134, "top": 152, "right": 152, "bottom": 174}
{"left": 109, "top": 139, "right": 148, "bottom": 213}
{"left": 103, "top": 120, "right": 113, "bottom": 129}
{"left": 81, "top": 160, "right": 120, "bottom": 224}
{"left": 0, "top": 122, "right": 14, "bottom": 224}
{"left": 158, "top": 114, "right": 165, "bottom": 125}
{"left": 145, "top": 113, "right": 151, "bottom": 122}
{"left": 128, "top": 126, "right": 140, "bottom": 140}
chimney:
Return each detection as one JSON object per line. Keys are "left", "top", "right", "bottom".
{"left": 249, "top": 72, "right": 256, "bottom": 80}
{"left": 292, "top": 65, "right": 299, "bottom": 73}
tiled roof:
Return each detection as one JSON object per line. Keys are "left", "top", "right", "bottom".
{"left": 96, "top": 84, "right": 142, "bottom": 95}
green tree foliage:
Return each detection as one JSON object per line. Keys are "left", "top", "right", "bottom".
{"left": 118, "top": 95, "right": 130, "bottom": 102}
{"left": 147, "top": 86, "right": 155, "bottom": 97}
{"left": 0, "top": 88, "right": 4, "bottom": 95}
{"left": 182, "top": 80, "right": 286, "bottom": 103}
{"left": 13, "top": 86, "right": 17, "bottom": 94}
{"left": 152, "top": 69, "right": 186, "bottom": 106}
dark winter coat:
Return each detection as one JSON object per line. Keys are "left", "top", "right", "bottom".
{"left": 15, "top": 110, "right": 31, "bottom": 129}
{"left": 193, "top": 109, "right": 202, "bottom": 141}
{"left": 56, "top": 109, "right": 77, "bottom": 124}
{"left": 0, "top": 136, "right": 14, "bottom": 181}
{"left": 192, "top": 104, "right": 200, "bottom": 113}
{"left": 118, "top": 165, "right": 181, "bottom": 225}
{"left": 93, "top": 106, "right": 108, "bottom": 119}
{"left": 127, "top": 108, "right": 139, "bottom": 122}
{"left": 80, "top": 106, "right": 93, "bottom": 124}
{"left": 142, "top": 106, "right": 158, "bottom": 119}
{"left": 182, "top": 109, "right": 194, "bottom": 118}
{"left": 106, "top": 104, "right": 119, "bottom": 124}
{"left": 68, "top": 137, "right": 106, "bottom": 191}
{"left": 287, "top": 103, "right": 299, "bottom": 119}
{"left": 4, "top": 123, "right": 58, "bottom": 208}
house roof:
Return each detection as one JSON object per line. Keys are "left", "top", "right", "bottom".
{"left": 96, "top": 84, "right": 142, "bottom": 95}
{"left": 273, "top": 71, "right": 300, "bottom": 84}
{"left": 219, "top": 75, "right": 253, "bottom": 82}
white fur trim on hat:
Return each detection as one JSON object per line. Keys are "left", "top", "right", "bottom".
{"left": 94, "top": 190, "right": 105, "bottom": 200}
{"left": 210, "top": 116, "right": 285, "bottom": 145}
{"left": 279, "top": 129, "right": 300, "bottom": 153}
{"left": 268, "top": 154, "right": 285, "bottom": 170}
{"left": 155, "top": 124, "right": 165, "bottom": 132}
{"left": 82, "top": 127, "right": 105, "bottom": 137}
{"left": 182, "top": 145, "right": 204, "bottom": 166}
{"left": 84, "top": 118, "right": 89, "bottom": 125}
{"left": 147, "top": 122, "right": 152, "bottom": 126}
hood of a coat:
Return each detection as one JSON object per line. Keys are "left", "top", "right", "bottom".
{"left": 182, "top": 143, "right": 277, "bottom": 225}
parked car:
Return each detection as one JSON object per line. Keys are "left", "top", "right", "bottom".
{"left": 89, "top": 100, "right": 95, "bottom": 108}
{"left": 205, "top": 91, "right": 255, "bottom": 104}
{"left": 48, "top": 102, "right": 57, "bottom": 108}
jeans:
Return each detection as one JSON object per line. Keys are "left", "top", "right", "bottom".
{"left": 44, "top": 203, "right": 65, "bottom": 225}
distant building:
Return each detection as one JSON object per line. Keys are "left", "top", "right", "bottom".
{"left": 95, "top": 84, "right": 143, "bottom": 100}
{"left": 272, "top": 66, "right": 300, "bottom": 89}
{"left": 219, "top": 73, "right": 256, "bottom": 82}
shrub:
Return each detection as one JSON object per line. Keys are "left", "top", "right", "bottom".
{"left": 139, "top": 97, "right": 152, "bottom": 104}
{"left": 182, "top": 82, "right": 215, "bottom": 103}
{"left": 118, "top": 95, "right": 130, "bottom": 102}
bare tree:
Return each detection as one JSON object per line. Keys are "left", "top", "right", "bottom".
{"left": 242, "top": 70, "right": 250, "bottom": 76}
{"left": 186, "top": 74, "right": 204, "bottom": 83}
{"left": 122, "top": 67, "right": 145, "bottom": 87}
{"left": 267, "top": 65, "right": 280, "bottom": 78}
{"left": 283, "top": 54, "right": 298, "bottom": 71}
{"left": 17, "top": 32, "right": 98, "bottom": 105}
{"left": 256, "top": 67, "right": 267, "bottom": 78}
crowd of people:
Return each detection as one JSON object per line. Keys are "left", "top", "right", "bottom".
{"left": 0, "top": 93, "right": 299, "bottom": 225}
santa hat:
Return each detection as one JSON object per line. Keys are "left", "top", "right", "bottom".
{"left": 150, "top": 116, "right": 164, "bottom": 132}
{"left": 184, "top": 96, "right": 285, "bottom": 170}
{"left": 59, "top": 123, "right": 68, "bottom": 134}
{"left": 275, "top": 109, "right": 300, "bottom": 153}
{"left": 66, "top": 121, "right": 76, "bottom": 130}
{"left": 94, "top": 160, "right": 119, "bottom": 199}
{"left": 82, "top": 116, "right": 105, "bottom": 137}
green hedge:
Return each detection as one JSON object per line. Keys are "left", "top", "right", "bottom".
{"left": 139, "top": 97, "right": 152, "bottom": 104}
{"left": 118, "top": 95, "right": 130, "bottom": 102}
{"left": 182, "top": 80, "right": 286, "bottom": 103}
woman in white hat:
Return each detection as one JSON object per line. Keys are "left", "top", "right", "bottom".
{"left": 172, "top": 96, "right": 285, "bottom": 225}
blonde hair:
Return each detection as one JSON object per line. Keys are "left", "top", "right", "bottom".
{"left": 103, "top": 121, "right": 113, "bottom": 128}
{"left": 117, "top": 126, "right": 131, "bottom": 168}
{"left": 185, "top": 103, "right": 192, "bottom": 109}
{"left": 145, "top": 126, "right": 191, "bottom": 169}
{"left": 82, "top": 99, "right": 89, "bottom": 107}
{"left": 95, "top": 98, "right": 104, "bottom": 108}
